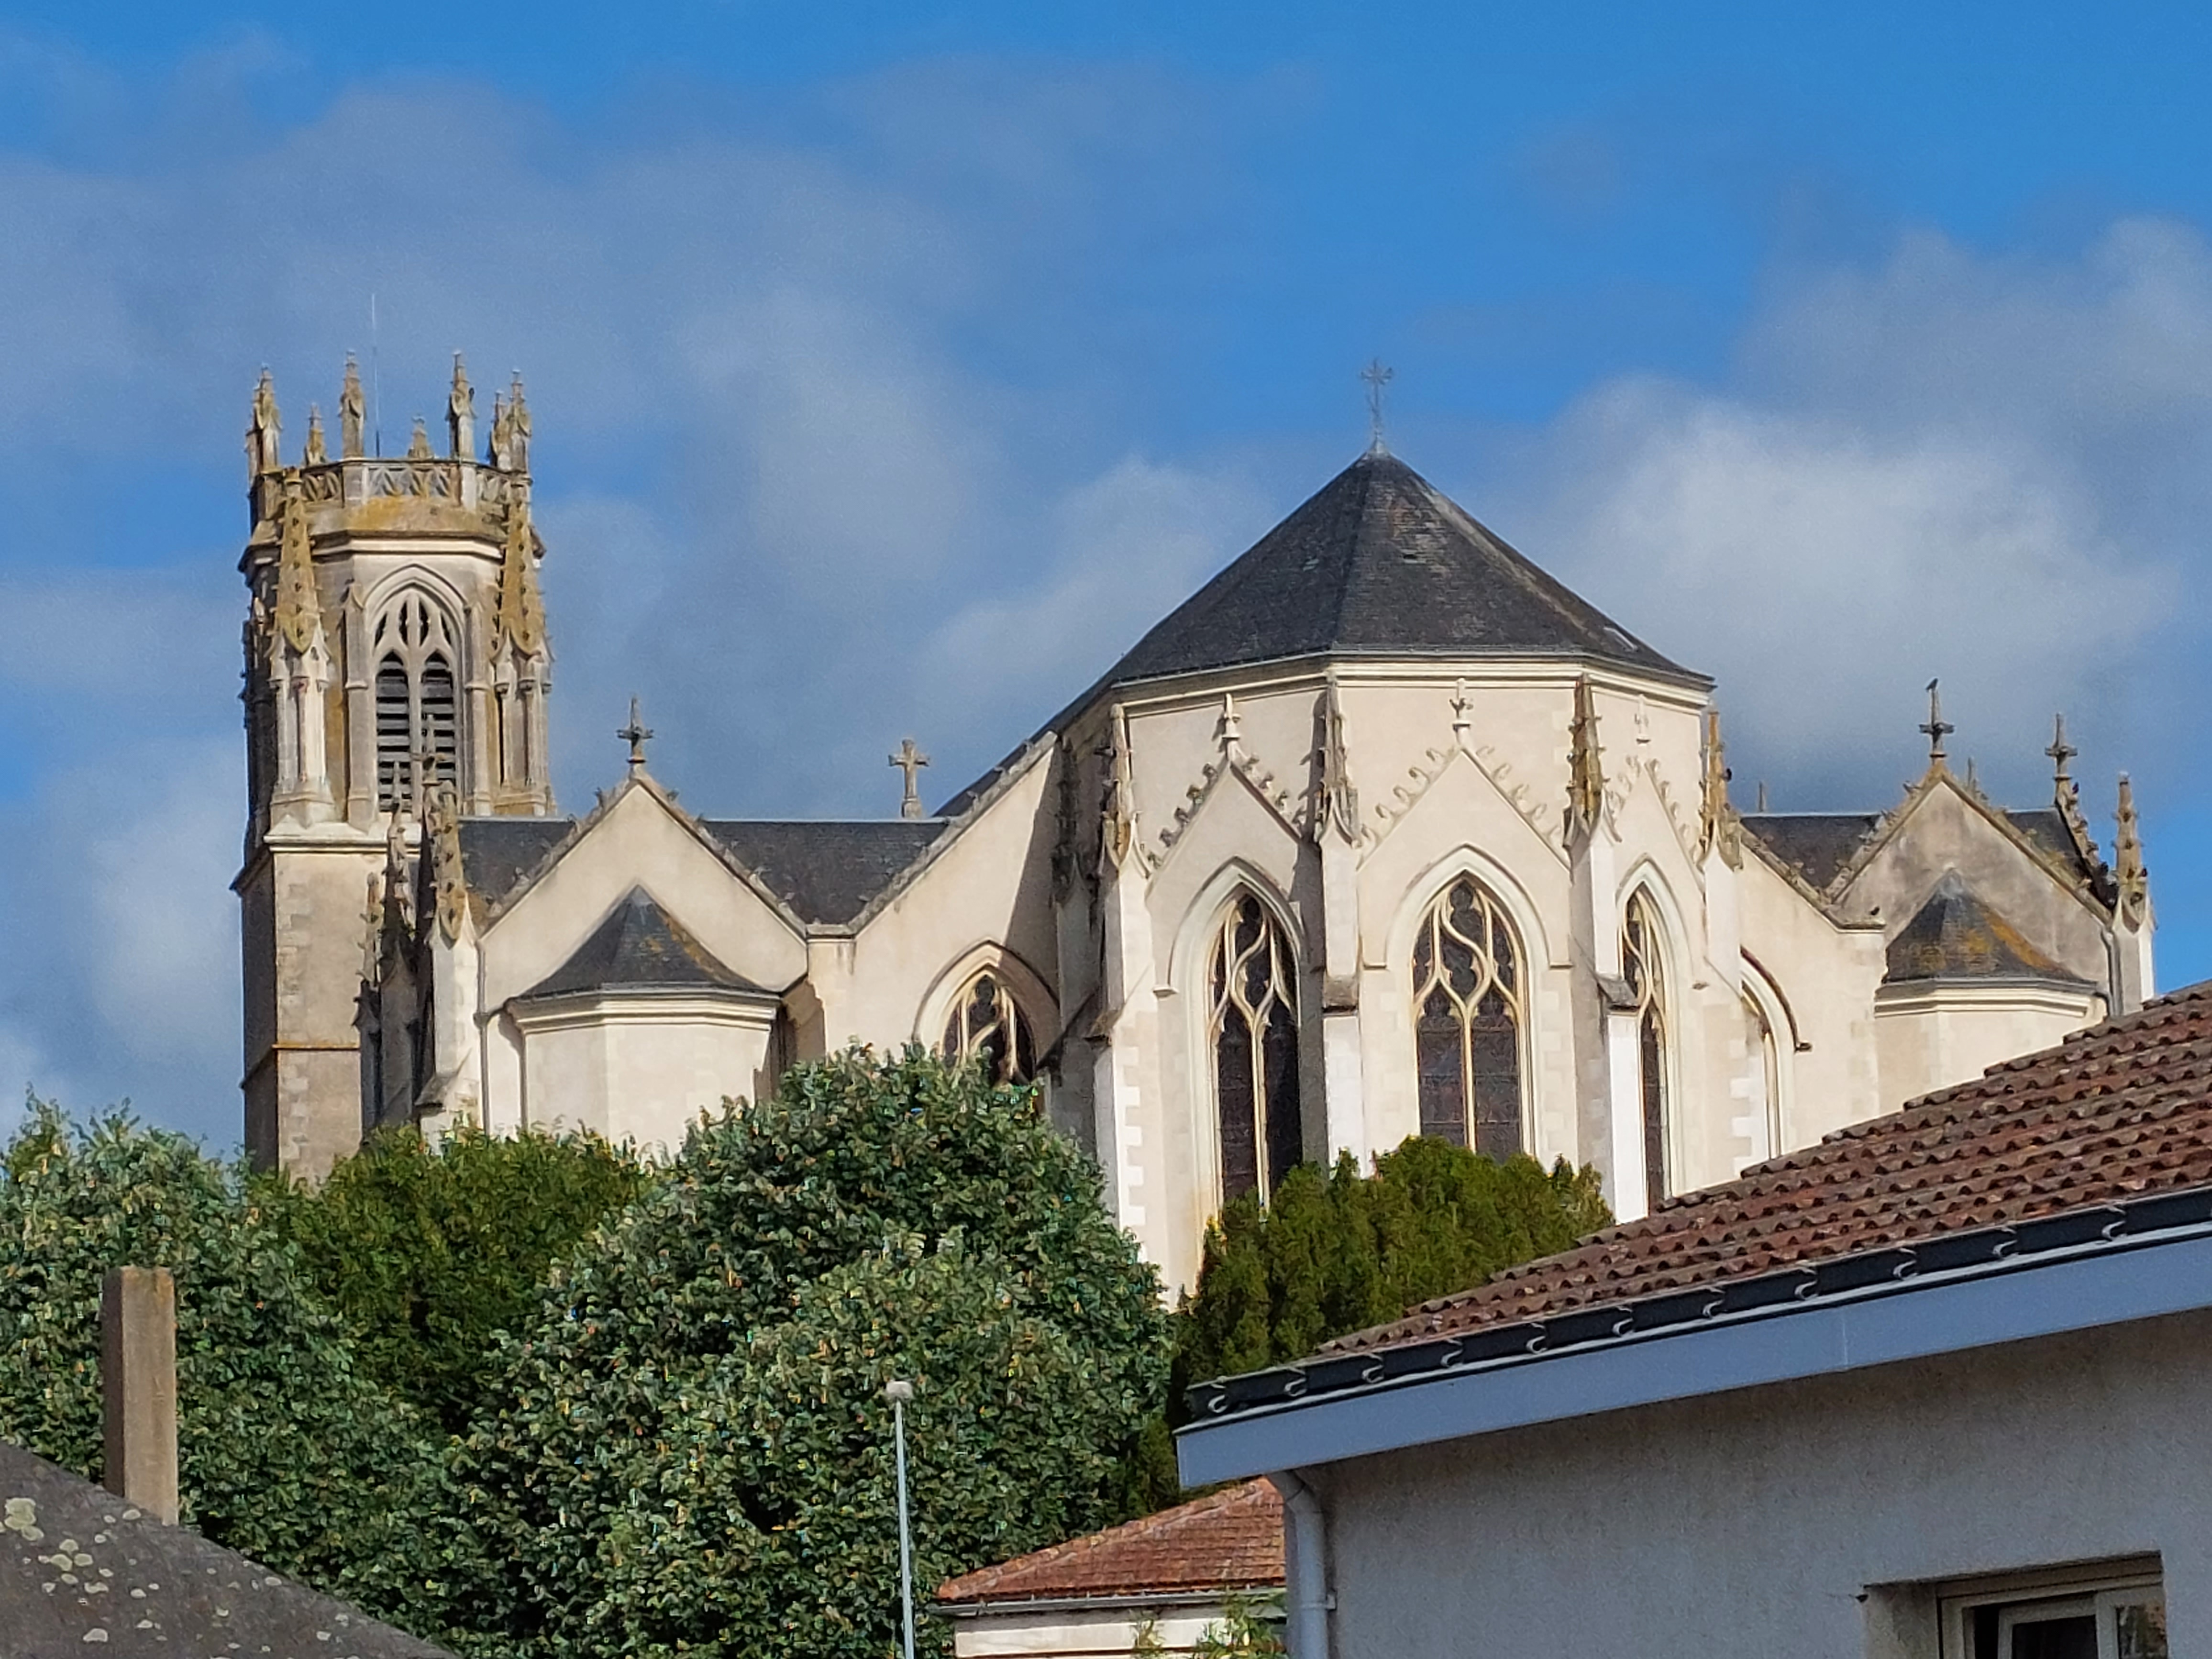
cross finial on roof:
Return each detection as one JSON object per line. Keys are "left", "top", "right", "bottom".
{"left": 618, "top": 697, "right": 654, "bottom": 770}
{"left": 2046, "top": 712, "right": 2077, "bottom": 784}
{"left": 889, "top": 737, "right": 930, "bottom": 819}
{"left": 1360, "top": 359, "right": 1394, "bottom": 454}
{"left": 1919, "top": 679, "right": 1953, "bottom": 764}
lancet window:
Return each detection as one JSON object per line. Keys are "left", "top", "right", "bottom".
{"left": 1411, "top": 876, "right": 1527, "bottom": 1159}
{"left": 941, "top": 971, "right": 1037, "bottom": 1087}
{"left": 372, "top": 591, "right": 461, "bottom": 810}
{"left": 1208, "top": 892, "right": 1303, "bottom": 1205}
{"left": 1623, "top": 889, "right": 1671, "bottom": 1211}
{"left": 1743, "top": 982, "right": 1782, "bottom": 1160}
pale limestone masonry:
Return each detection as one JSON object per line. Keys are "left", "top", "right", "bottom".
{"left": 240, "top": 405, "right": 2153, "bottom": 1290}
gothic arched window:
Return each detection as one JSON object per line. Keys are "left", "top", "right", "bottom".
{"left": 1411, "top": 876, "right": 1526, "bottom": 1159}
{"left": 1623, "top": 889, "right": 1671, "bottom": 1211}
{"left": 941, "top": 971, "right": 1036, "bottom": 1087}
{"left": 372, "top": 591, "right": 461, "bottom": 810}
{"left": 1743, "top": 983, "right": 1782, "bottom": 1161}
{"left": 1208, "top": 892, "right": 1302, "bottom": 1205}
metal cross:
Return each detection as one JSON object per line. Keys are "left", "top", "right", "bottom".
{"left": 1919, "top": 679, "right": 1953, "bottom": 763}
{"left": 889, "top": 737, "right": 930, "bottom": 819}
{"left": 2046, "top": 713, "right": 2078, "bottom": 784}
{"left": 618, "top": 697, "right": 654, "bottom": 770}
{"left": 1360, "top": 359, "right": 1394, "bottom": 453}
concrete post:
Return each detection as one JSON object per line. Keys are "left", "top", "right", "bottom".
{"left": 100, "top": 1267, "right": 178, "bottom": 1526}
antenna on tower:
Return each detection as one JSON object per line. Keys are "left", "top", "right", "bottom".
{"left": 369, "top": 292, "right": 384, "bottom": 459}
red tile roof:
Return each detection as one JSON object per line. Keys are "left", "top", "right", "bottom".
{"left": 1331, "top": 979, "right": 2212, "bottom": 1355}
{"left": 935, "top": 1480, "right": 1283, "bottom": 1607}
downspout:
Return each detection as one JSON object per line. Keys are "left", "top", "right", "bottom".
{"left": 1269, "top": 1469, "right": 1332, "bottom": 1659}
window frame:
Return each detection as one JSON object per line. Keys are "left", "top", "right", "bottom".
{"left": 370, "top": 587, "right": 463, "bottom": 811}
{"left": 1204, "top": 888, "right": 1303, "bottom": 1207}
{"left": 1622, "top": 886, "right": 1674, "bottom": 1211}
{"left": 939, "top": 968, "right": 1039, "bottom": 1088}
{"left": 1936, "top": 1560, "right": 2166, "bottom": 1659}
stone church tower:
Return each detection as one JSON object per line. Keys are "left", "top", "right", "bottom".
{"left": 236, "top": 358, "right": 554, "bottom": 1177}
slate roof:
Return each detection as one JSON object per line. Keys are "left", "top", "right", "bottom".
{"left": 1322, "top": 977, "right": 2212, "bottom": 1357}
{"left": 0, "top": 1439, "right": 448, "bottom": 1657}
{"left": 519, "top": 888, "right": 770, "bottom": 999}
{"left": 455, "top": 817, "right": 575, "bottom": 907}
{"left": 699, "top": 820, "right": 949, "bottom": 926}
{"left": 1093, "top": 451, "right": 1698, "bottom": 688}
{"left": 2005, "top": 807, "right": 2098, "bottom": 879}
{"left": 1884, "top": 872, "right": 2092, "bottom": 986}
{"left": 1739, "top": 813, "right": 1882, "bottom": 892}
{"left": 935, "top": 1479, "right": 1283, "bottom": 1608}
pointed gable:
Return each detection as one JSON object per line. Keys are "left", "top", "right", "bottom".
{"left": 1098, "top": 451, "right": 1702, "bottom": 687}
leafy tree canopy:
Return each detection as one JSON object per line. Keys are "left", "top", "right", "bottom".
{"left": 0, "top": 1103, "right": 460, "bottom": 1632}
{"left": 1172, "top": 1137, "right": 1610, "bottom": 1410}
{"left": 449, "top": 1046, "right": 1171, "bottom": 1659}
{"left": 269, "top": 1123, "right": 647, "bottom": 1433}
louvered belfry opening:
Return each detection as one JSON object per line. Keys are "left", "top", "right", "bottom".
{"left": 1412, "top": 876, "right": 1526, "bottom": 1160}
{"left": 1209, "top": 892, "right": 1302, "bottom": 1205}
{"left": 371, "top": 590, "right": 462, "bottom": 812}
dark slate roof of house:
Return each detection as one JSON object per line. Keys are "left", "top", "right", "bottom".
{"left": 1739, "top": 813, "right": 1882, "bottom": 891}
{"left": 0, "top": 1440, "right": 448, "bottom": 1657}
{"left": 936, "top": 1479, "right": 1283, "bottom": 1609}
{"left": 700, "top": 820, "right": 950, "bottom": 926}
{"left": 1093, "top": 451, "right": 1698, "bottom": 688}
{"left": 1313, "top": 977, "right": 2212, "bottom": 1361}
{"left": 2005, "top": 807, "right": 2098, "bottom": 878}
{"left": 520, "top": 888, "right": 770, "bottom": 999}
{"left": 1884, "top": 872, "right": 2092, "bottom": 986}
{"left": 456, "top": 817, "right": 576, "bottom": 907}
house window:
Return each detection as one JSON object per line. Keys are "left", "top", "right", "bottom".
{"left": 941, "top": 971, "right": 1036, "bottom": 1087}
{"left": 372, "top": 590, "right": 461, "bottom": 810}
{"left": 1623, "top": 889, "right": 1670, "bottom": 1211}
{"left": 1743, "top": 986, "right": 1780, "bottom": 1160}
{"left": 1941, "top": 1567, "right": 2166, "bottom": 1659}
{"left": 1208, "top": 892, "right": 1301, "bottom": 1204}
{"left": 1410, "top": 875, "right": 1526, "bottom": 1158}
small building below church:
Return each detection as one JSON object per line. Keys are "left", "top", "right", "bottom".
{"left": 1175, "top": 986, "right": 2212, "bottom": 1658}
{"left": 234, "top": 360, "right": 2156, "bottom": 1290}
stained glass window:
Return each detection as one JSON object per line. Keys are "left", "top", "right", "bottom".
{"left": 1410, "top": 876, "right": 1526, "bottom": 1159}
{"left": 940, "top": 971, "right": 1036, "bottom": 1086}
{"left": 1624, "top": 890, "right": 1670, "bottom": 1211}
{"left": 1208, "top": 893, "right": 1302, "bottom": 1204}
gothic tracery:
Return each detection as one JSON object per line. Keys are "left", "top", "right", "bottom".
{"left": 1208, "top": 893, "right": 1303, "bottom": 1204}
{"left": 1410, "top": 876, "right": 1526, "bottom": 1159}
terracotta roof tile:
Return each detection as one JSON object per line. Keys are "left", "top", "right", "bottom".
{"left": 1328, "top": 979, "right": 2212, "bottom": 1356}
{"left": 935, "top": 1480, "right": 1283, "bottom": 1607}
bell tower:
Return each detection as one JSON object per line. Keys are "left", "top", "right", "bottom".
{"left": 236, "top": 355, "right": 555, "bottom": 1178}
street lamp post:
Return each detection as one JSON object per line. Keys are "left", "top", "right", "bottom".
{"left": 885, "top": 1379, "right": 917, "bottom": 1659}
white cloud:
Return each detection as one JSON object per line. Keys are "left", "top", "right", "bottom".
{"left": 1493, "top": 222, "right": 2205, "bottom": 814}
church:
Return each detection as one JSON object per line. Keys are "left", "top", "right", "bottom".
{"left": 235, "top": 359, "right": 2155, "bottom": 1293}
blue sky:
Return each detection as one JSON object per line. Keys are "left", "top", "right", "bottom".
{"left": 3, "top": 2, "right": 2211, "bottom": 1144}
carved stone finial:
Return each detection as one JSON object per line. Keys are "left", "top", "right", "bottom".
{"left": 2114, "top": 774, "right": 2150, "bottom": 927}
{"left": 1218, "top": 693, "right": 1242, "bottom": 755}
{"left": 1360, "top": 359, "right": 1394, "bottom": 455}
{"left": 890, "top": 737, "right": 930, "bottom": 819}
{"left": 272, "top": 470, "right": 322, "bottom": 654}
{"left": 1698, "top": 706, "right": 1740, "bottom": 867}
{"left": 1313, "top": 675, "right": 1359, "bottom": 843}
{"left": 1101, "top": 704, "right": 1138, "bottom": 870}
{"left": 446, "top": 353, "right": 475, "bottom": 459}
{"left": 407, "top": 416, "right": 433, "bottom": 460}
{"left": 1450, "top": 679, "right": 1474, "bottom": 746}
{"left": 1568, "top": 676, "right": 1606, "bottom": 831}
{"left": 2048, "top": 714, "right": 2100, "bottom": 866}
{"left": 247, "top": 369, "right": 282, "bottom": 478}
{"left": 424, "top": 785, "right": 468, "bottom": 943}
{"left": 303, "top": 405, "right": 327, "bottom": 467}
{"left": 507, "top": 372, "right": 531, "bottom": 473}
{"left": 1919, "top": 678, "right": 1954, "bottom": 766}
{"left": 339, "top": 356, "right": 365, "bottom": 459}
{"left": 493, "top": 481, "right": 547, "bottom": 656}
{"left": 619, "top": 697, "right": 655, "bottom": 771}
{"left": 489, "top": 393, "right": 512, "bottom": 469}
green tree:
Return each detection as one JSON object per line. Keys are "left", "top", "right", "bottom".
{"left": 270, "top": 1123, "right": 648, "bottom": 1433}
{"left": 450, "top": 1046, "right": 1171, "bottom": 1659}
{"left": 1172, "top": 1136, "right": 1610, "bottom": 1409}
{"left": 0, "top": 1103, "right": 465, "bottom": 1634}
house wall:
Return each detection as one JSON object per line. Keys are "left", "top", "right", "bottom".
{"left": 1873, "top": 983, "right": 2103, "bottom": 1109}
{"left": 512, "top": 994, "right": 778, "bottom": 1148}
{"left": 1307, "top": 1310, "right": 2212, "bottom": 1658}
{"left": 947, "top": 1601, "right": 1245, "bottom": 1658}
